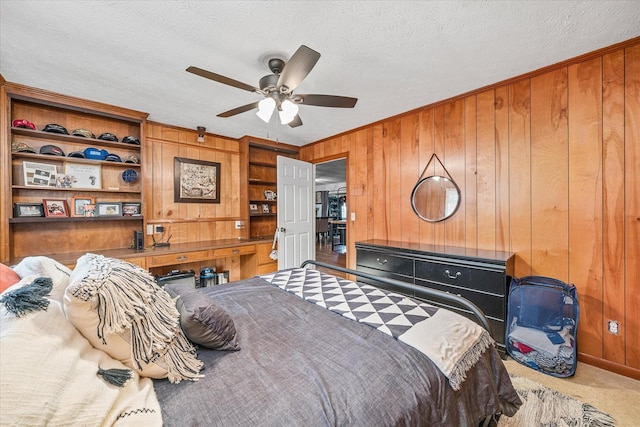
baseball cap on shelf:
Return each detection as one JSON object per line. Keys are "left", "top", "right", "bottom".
{"left": 67, "top": 151, "right": 86, "bottom": 158}
{"left": 121, "top": 135, "right": 140, "bottom": 145}
{"left": 42, "top": 123, "right": 69, "bottom": 135}
{"left": 98, "top": 132, "right": 119, "bottom": 142}
{"left": 121, "top": 169, "right": 138, "bottom": 183}
{"left": 104, "top": 153, "right": 122, "bottom": 162}
{"left": 83, "top": 147, "right": 109, "bottom": 160}
{"left": 72, "top": 128, "right": 95, "bottom": 138}
{"left": 11, "top": 141, "right": 36, "bottom": 153}
{"left": 40, "top": 144, "right": 65, "bottom": 156}
{"left": 123, "top": 155, "right": 139, "bottom": 164}
{"left": 12, "top": 119, "right": 37, "bottom": 130}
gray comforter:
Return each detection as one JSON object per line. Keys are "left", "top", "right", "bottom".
{"left": 154, "top": 277, "right": 520, "bottom": 426}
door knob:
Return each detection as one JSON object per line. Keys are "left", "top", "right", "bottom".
{"left": 279, "top": 227, "right": 286, "bottom": 232}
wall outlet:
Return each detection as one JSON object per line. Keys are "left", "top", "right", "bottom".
{"left": 235, "top": 220, "right": 245, "bottom": 229}
{"left": 608, "top": 320, "right": 619, "bottom": 335}
{"left": 154, "top": 225, "right": 165, "bottom": 233}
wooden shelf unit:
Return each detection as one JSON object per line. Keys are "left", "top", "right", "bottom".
{"left": 1, "top": 81, "right": 148, "bottom": 263}
{"left": 242, "top": 137, "right": 298, "bottom": 239}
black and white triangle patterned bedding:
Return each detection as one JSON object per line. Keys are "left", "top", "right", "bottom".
{"left": 260, "top": 268, "right": 495, "bottom": 390}
{"left": 260, "top": 268, "right": 439, "bottom": 339}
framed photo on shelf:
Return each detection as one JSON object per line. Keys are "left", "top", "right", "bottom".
{"left": 262, "top": 203, "right": 270, "bottom": 214}
{"left": 65, "top": 163, "right": 101, "bottom": 189}
{"left": 23, "top": 161, "right": 56, "bottom": 187}
{"left": 43, "top": 199, "right": 69, "bottom": 217}
{"left": 71, "top": 197, "right": 95, "bottom": 217}
{"left": 96, "top": 202, "right": 122, "bottom": 217}
{"left": 83, "top": 204, "right": 96, "bottom": 217}
{"left": 249, "top": 203, "right": 259, "bottom": 213}
{"left": 122, "top": 202, "right": 142, "bottom": 216}
{"left": 13, "top": 203, "right": 45, "bottom": 218}
{"left": 174, "top": 157, "right": 221, "bottom": 203}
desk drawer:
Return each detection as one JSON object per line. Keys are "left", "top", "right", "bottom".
{"left": 415, "top": 260, "right": 505, "bottom": 295}
{"left": 357, "top": 250, "right": 413, "bottom": 276}
{"left": 211, "top": 245, "right": 256, "bottom": 258}
{"left": 149, "top": 250, "right": 211, "bottom": 267}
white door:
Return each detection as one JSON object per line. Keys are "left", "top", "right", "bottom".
{"left": 277, "top": 156, "right": 314, "bottom": 270}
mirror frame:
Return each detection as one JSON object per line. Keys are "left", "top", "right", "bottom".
{"left": 410, "top": 175, "right": 461, "bottom": 222}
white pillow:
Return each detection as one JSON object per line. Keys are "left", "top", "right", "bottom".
{"left": 12, "top": 256, "right": 72, "bottom": 302}
{"left": 0, "top": 276, "right": 162, "bottom": 426}
{"left": 64, "top": 254, "right": 204, "bottom": 383}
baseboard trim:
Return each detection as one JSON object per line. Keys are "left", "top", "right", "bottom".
{"left": 578, "top": 353, "right": 640, "bottom": 381}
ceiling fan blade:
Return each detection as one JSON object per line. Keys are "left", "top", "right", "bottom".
{"left": 217, "top": 101, "right": 260, "bottom": 118}
{"left": 187, "top": 66, "right": 260, "bottom": 93}
{"left": 296, "top": 94, "right": 358, "bottom": 108}
{"left": 288, "top": 114, "right": 303, "bottom": 128}
{"left": 277, "top": 45, "right": 321, "bottom": 93}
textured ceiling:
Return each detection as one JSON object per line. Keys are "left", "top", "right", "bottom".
{"left": 1, "top": 1, "right": 639, "bottom": 147}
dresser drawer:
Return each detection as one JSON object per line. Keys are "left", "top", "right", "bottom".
{"left": 211, "top": 245, "right": 256, "bottom": 258}
{"left": 356, "top": 265, "right": 413, "bottom": 296}
{"left": 357, "top": 250, "right": 413, "bottom": 276}
{"left": 415, "top": 260, "right": 505, "bottom": 295}
{"left": 149, "top": 250, "right": 211, "bottom": 267}
{"left": 415, "top": 278, "right": 504, "bottom": 319}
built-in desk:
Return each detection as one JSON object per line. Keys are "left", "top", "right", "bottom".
{"left": 9, "top": 238, "right": 277, "bottom": 280}
{"left": 356, "top": 239, "right": 514, "bottom": 353}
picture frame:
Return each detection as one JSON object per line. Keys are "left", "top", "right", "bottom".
{"left": 83, "top": 204, "right": 96, "bottom": 217}
{"left": 262, "top": 203, "right": 270, "bottom": 214}
{"left": 122, "top": 202, "right": 142, "bottom": 216}
{"left": 43, "top": 199, "right": 69, "bottom": 217}
{"left": 174, "top": 157, "right": 221, "bottom": 203}
{"left": 13, "top": 202, "right": 45, "bottom": 218}
{"left": 65, "top": 162, "right": 101, "bottom": 189}
{"left": 96, "top": 202, "right": 122, "bottom": 217}
{"left": 23, "top": 161, "right": 56, "bottom": 187}
{"left": 249, "top": 203, "right": 259, "bottom": 213}
{"left": 71, "top": 197, "right": 95, "bottom": 217}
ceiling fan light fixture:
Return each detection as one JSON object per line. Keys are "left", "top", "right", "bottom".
{"left": 279, "top": 99, "right": 299, "bottom": 124}
{"left": 256, "top": 97, "right": 276, "bottom": 122}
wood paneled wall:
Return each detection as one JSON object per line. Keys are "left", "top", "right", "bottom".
{"left": 300, "top": 40, "right": 640, "bottom": 377}
{"left": 145, "top": 122, "right": 247, "bottom": 243}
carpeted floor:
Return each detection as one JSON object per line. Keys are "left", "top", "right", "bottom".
{"left": 499, "top": 374, "right": 616, "bottom": 427}
{"left": 502, "top": 358, "right": 640, "bottom": 426}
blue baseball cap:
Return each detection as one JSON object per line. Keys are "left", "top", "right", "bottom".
{"left": 83, "top": 147, "right": 108, "bottom": 160}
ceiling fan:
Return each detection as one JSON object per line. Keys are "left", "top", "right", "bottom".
{"left": 186, "top": 45, "right": 357, "bottom": 128}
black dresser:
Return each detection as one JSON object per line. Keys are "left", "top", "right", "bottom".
{"left": 355, "top": 240, "right": 514, "bottom": 353}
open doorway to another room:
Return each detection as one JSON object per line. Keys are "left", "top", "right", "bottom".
{"left": 315, "top": 158, "right": 347, "bottom": 276}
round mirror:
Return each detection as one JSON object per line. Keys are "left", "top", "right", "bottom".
{"left": 410, "top": 176, "right": 461, "bottom": 222}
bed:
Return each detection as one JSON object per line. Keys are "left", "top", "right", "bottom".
{"left": 0, "top": 255, "right": 521, "bottom": 426}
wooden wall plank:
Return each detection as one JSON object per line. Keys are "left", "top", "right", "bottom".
{"left": 568, "top": 57, "right": 603, "bottom": 357}
{"left": 371, "top": 124, "right": 386, "bottom": 239}
{"left": 464, "top": 96, "right": 478, "bottom": 250}
{"left": 400, "top": 114, "right": 421, "bottom": 243}
{"left": 418, "top": 109, "right": 436, "bottom": 244}
{"left": 508, "top": 80, "right": 533, "bottom": 276}
{"left": 443, "top": 99, "right": 465, "bottom": 246}
{"left": 433, "top": 106, "right": 446, "bottom": 246}
{"left": 476, "top": 90, "right": 496, "bottom": 250}
{"left": 530, "top": 69, "right": 569, "bottom": 280}
{"left": 624, "top": 44, "right": 640, "bottom": 368}
{"left": 387, "top": 119, "right": 402, "bottom": 241}
{"left": 495, "top": 86, "right": 510, "bottom": 252}
{"left": 602, "top": 49, "right": 626, "bottom": 364}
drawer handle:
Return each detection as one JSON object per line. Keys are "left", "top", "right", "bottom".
{"left": 176, "top": 255, "right": 187, "bottom": 262}
{"left": 444, "top": 269, "right": 461, "bottom": 280}
{"left": 376, "top": 258, "right": 388, "bottom": 265}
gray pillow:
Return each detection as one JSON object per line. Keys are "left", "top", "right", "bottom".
{"left": 164, "top": 284, "right": 240, "bottom": 351}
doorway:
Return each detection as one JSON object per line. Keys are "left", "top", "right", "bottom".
{"left": 315, "top": 158, "right": 347, "bottom": 275}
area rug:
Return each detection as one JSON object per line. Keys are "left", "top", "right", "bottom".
{"left": 498, "top": 375, "right": 616, "bottom": 427}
